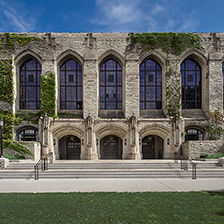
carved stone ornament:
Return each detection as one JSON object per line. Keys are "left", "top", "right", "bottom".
{"left": 43, "top": 113, "right": 49, "bottom": 130}
{"left": 0, "top": 101, "right": 11, "bottom": 111}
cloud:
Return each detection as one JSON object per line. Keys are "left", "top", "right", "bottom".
{"left": 151, "top": 3, "right": 164, "bottom": 15}
{"left": 92, "top": 0, "right": 200, "bottom": 32}
{"left": 61, "top": 14, "right": 67, "bottom": 22}
{"left": 0, "top": 0, "right": 37, "bottom": 32}
{"left": 92, "top": 0, "right": 142, "bottom": 31}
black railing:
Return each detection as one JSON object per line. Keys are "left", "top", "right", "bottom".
{"left": 187, "top": 157, "right": 197, "bottom": 180}
{"left": 34, "top": 152, "right": 53, "bottom": 180}
{"left": 177, "top": 151, "right": 197, "bottom": 179}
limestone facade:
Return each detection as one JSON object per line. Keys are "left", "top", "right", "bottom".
{"left": 2, "top": 32, "right": 224, "bottom": 160}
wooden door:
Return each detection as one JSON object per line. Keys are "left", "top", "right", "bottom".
{"left": 67, "top": 136, "right": 81, "bottom": 159}
{"left": 142, "top": 136, "right": 155, "bottom": 159}
{"left": 101, "top": 135, "right": 122, "bottom": 159}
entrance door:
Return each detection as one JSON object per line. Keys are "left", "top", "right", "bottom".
{"left": 142, "top": 135, "right": 163, "bottom": 159}
{"left": 142, "top": 136, "right": 155, "bottom": 159}
{"left": 100, "top": 135, "right": 122, "bottom": 159}
{"left": 67, "top": 136, "right": 81, "bottom": 159}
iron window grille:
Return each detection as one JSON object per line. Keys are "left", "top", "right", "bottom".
{"left": 18, "top": 129, "right": 38, "bottom": 141}
{"left": 185, "top": 129, "right": 203, "bottom": 141}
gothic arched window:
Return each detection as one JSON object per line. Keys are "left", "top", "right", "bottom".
{"left": 185, "top": 129, "right": 203, "bottom": 141}
{"left": 181, "top": 59, "right": 201, "bottom": 109}
{"left": 100, "top": 59, "right": 122, "bottom": 109}
{"left": 20, "top": 59, "right": 41, "bottom": 109}
{"left": 60, "top": 59, "right": 83, "bottom": 109}
{"left": 140, "top": 59, "right": 162, "bottom": 109}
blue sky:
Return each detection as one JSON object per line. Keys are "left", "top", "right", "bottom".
{"left": 0, "top": 0, "right": 224, "bottom": 33}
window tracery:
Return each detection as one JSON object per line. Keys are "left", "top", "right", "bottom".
{"left": 60, "top": 59, "right": 83, "bottom": 110}
{"left": 140, "top": 59, "right": 162, "bottom": 109}
{"left": 100, "top": 59, "right": 122, "bottom": 110}
{"left": 181, "top": 59, "right": 201, "bottom": 109}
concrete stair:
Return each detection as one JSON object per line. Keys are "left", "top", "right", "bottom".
{"left": 0, "top": 160, "right": 223, "bottom": 179}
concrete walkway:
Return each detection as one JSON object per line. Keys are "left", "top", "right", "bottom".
{"left": 0, "top": 178, "right": 224, "bottom": 193}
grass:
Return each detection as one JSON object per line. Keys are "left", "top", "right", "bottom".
{"left": 3, "top": 153, "right": 26, "bottom": 160}
{"left": 0, "top": 192, "right": 224, "bottom": 223}
{"left": 199, "top": 153, "right": 224, "bottom": 159}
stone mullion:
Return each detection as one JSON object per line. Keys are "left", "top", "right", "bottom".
{"left": 125, "top": 60, "right": 139, "bottom": 117}
{"left": 208, "top": 58, "right": 223, "bottom": 113}
{"left": 83, "top": 59, "right": 98, "bottom": 118}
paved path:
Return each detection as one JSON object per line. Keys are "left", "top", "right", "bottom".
{"left": 0, "top": 178, "right": 224, "bottom": 193}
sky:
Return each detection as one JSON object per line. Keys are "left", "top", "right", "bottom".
{"left": 0, "top": 0, "right": 224, "bottom": 33}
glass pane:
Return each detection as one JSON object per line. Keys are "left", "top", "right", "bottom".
{"left": 26, "top": 60, "right": 36, "bottom": 70}
{"left": 66, "top": 87, "right": 76, "bottom": 101}
{"left": 66, "top": 102, "right": 76, "bottom": 109}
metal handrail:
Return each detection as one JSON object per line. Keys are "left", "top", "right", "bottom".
{"left": 177, "top": 150, "right": 197, "bottom": 179}
{"left": 26, "top": 171, "right": 34, "bottom": 180}
{"left": 34, "top": 152, "right": 53, "bottom": 180}
{"left": 187, "top": 156, "right": 197, "bottom": 179}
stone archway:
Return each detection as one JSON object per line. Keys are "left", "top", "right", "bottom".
{"left": 59, "top": 135, "right": 81, "bottom": 159}
{"left": 142, "top": 135, "right": 163, "bottom": 159}
{"left": 100, "top": 135, "right": 122, "bottom": 159}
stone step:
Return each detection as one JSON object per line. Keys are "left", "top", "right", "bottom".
{"left": 2, "top": 160, "right": 222, "bottom": 179}
{"left": 6, "top": 162, "right": 223, "bottom": 170}
{"left": 0, "top": 169, "right": 224, "bottom": 179}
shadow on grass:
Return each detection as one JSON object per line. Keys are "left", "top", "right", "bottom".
{"left": 207, "top": 191, "right": 224, "bottom": 196}
{"left": 208, "top": 191, "right": 224, "bottom": 216}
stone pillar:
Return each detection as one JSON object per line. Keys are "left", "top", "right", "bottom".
{"left": 83, "top": 51, "right": 98, "bottom": 118}
{"left": 208, "top": 55, "right": 223, "bottom": 113}
{"left": 0, "top": 158, "right": 9, "bottom": 169}
{"left": 41, "top": 113, "right": 50, "bottom": 158}
{"left": 125, "top": 60, "right": 140, "bottom": 118}
{"left": 129, "top": 114, "right": 141, "bottom": 160}
{"left": 85, "top": 114, "right": 98, "bottom": 160}
{"left": 171, "top": 116, "right": 185, "bottom": 158}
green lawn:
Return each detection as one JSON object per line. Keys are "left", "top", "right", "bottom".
{"left": 0, "top": 192, "right": 224, "bottom": 223}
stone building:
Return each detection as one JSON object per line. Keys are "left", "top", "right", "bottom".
{"left": 1, "top": 32, "right": 224, "bottom": 161}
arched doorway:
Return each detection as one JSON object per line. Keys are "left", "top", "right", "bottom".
{"left": 142, "top": 135, "right": 163, "bottom": 159}
{"left": 100, "top": 135, "right": 122, "bottom": 159}
{"left": 59, "top": 135, "right": 81, "bottom": 159}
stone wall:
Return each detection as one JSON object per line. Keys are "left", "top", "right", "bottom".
{"left": 4, "top": 141, "right": 41, "bottom": 162}
{"left": 182, "top": 140, "right": 224, "bottom": 158}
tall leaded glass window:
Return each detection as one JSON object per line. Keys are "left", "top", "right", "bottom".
{"left": 140, "top": 59, "right": 162, "bottom": 109}
{"left": 60, "top": 59, "right": 83, "bottom": 109}
{"left": 20, "top": 59, "right": 41, "bottom": 109}
{"left": 100, "top": 59, "right": 122, "bottom": 110}
{"left": 181, "top": 59, "right": 201, "bottom": 109}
